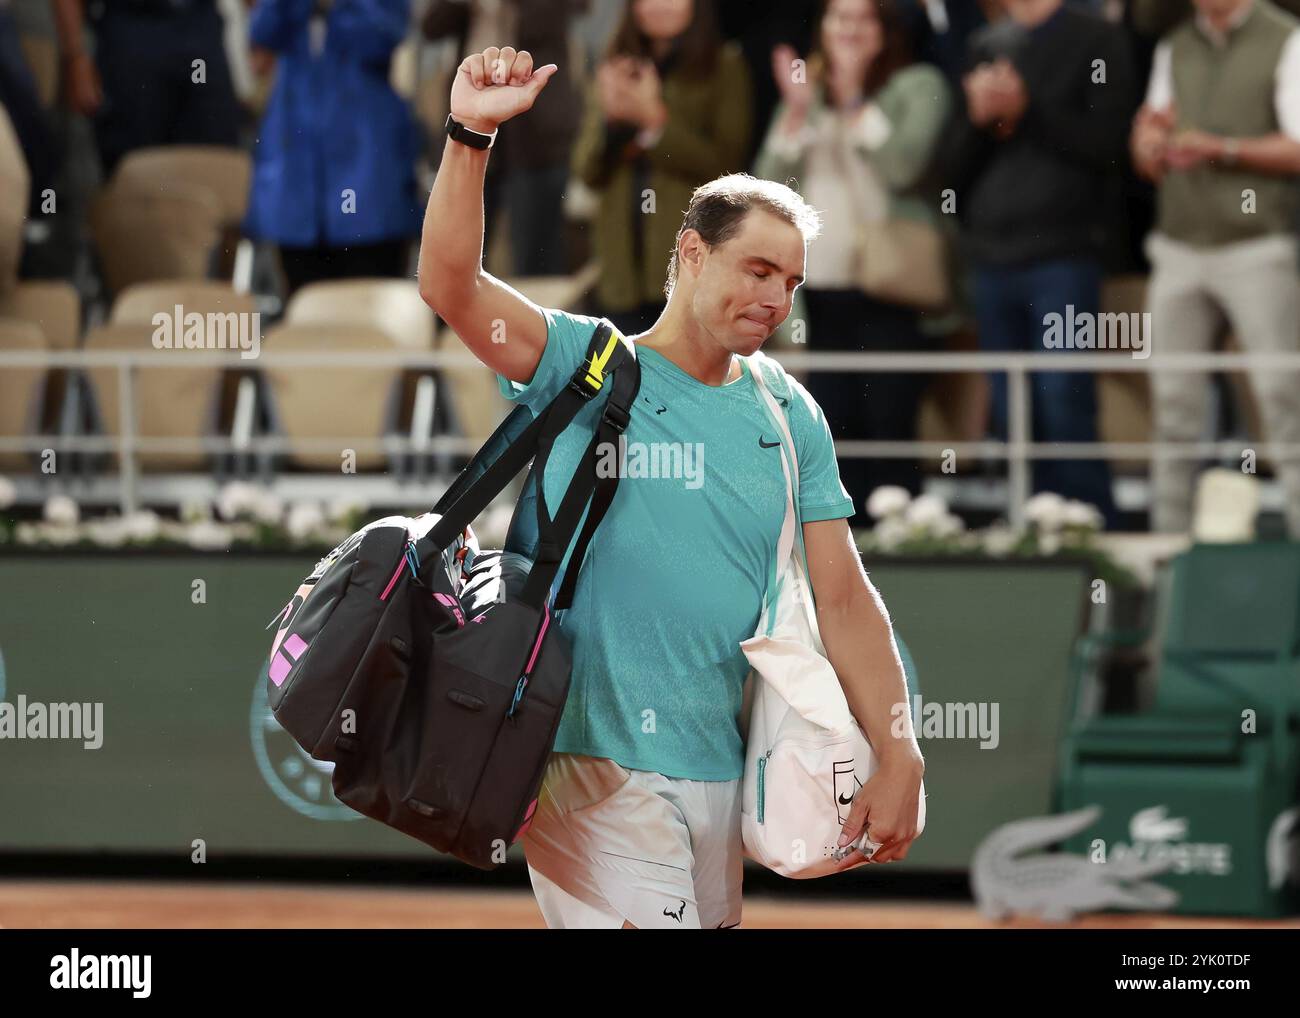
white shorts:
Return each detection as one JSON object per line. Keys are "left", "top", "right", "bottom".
{"left": 521, "top": 752, "right": 744, "bottom": 929}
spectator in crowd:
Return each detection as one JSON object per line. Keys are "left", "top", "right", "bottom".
{"left": 754, "top": 0, "right": 951, "bottom": 521}
{"left": 942, "top": 0, "right": 1135, "bottom": 526}
{"left": 503, "top": 0, "right": 587, "bottom": 276}
{"left": 80, "top": 0, "right": 240, "bottom": 177}
{"left": 425, "top": 0, "right": 588, "bottom": 276}
{"left": 0, "top": 3, "right": 57, "bottom": 216}
{"left": 243, "top": 0, "right": 423, "bottom": 298}
{"left": 572, "top": 0, "right": 753, "bottom": 337}
{"left": 716, "top": 0, "right": 818, "bottom": 165}
{"left": 1132, "top": 0, "right": 1300, "bottom": 537}
{"left": 900, "top": 0, "right": 996, "bottom": 84}
{"left": 1132, "top": 0, "right": 1300, "bottom": 35}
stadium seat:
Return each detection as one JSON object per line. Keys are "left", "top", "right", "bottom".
{"left": 1058, "top": 542, "right": 1300, "bottom": 917}
{"left": 90, "top": 180, "right": 223, "bottom": 296}
{"left": 259, "top": 323, "right": 403, "bottom": 471}
{"left": 0, "top": 317, "right": 48, "bottom": 471}
{"left": 111, "top": 146, "right": 252, "bottom": 228}
{"left": 82, "top": 283, "right": 256, "bottom": 470}
{"left": 284, "top": 278, "right": 435, "bottom": 350}
{"left": 0, "top": 280, "right": 81, "bottom": 349}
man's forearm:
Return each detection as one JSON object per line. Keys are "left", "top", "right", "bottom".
{"left": 818, "top": 585, "right": 924, "bottom": 769}
{"left": 1226, "top": 132, "right": 1300, "bottom": 175}
{"left": 418, "top": 135, "right": 492, "bottom": 304}
{"left": 51, "top": 0, "right": 87, "bottom": 56}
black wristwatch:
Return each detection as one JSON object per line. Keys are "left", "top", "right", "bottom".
{"left": 445, "top": 114, "right": 497, "bottom": 150}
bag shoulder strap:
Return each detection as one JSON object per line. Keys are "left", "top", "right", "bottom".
{"left": 523, "top": 324, "right": 640, "bottom": 609}
{"left": 419, "top": 321, "right": 638, "bottom": 610}
{"left": 746, "top": 349, "right": 794, "bottom": 407}
{"left": 746, "top": 352, "right": 819, "bottom": 632}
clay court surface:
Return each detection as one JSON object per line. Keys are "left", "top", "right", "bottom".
{"left": 1, "top": 881, "right": 1296, "bottom": 929}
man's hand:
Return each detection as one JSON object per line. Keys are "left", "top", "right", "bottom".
{"left": 1131, "top": 104, "right": 1175, "bottom": 181}
{"left": 1165, "top": 127, "right": 1223, "bottom": 170}
{"left": 834, "top": 751, "right": 924, "bottom": 871}
{"left": 963, "top": 64, "right": 999, "bottom": 126}
{"left": 449, "top": 46, "right": 558, "bottom": 135}
{"left": 964, "top": 60, "right": 1026, "bottom": 136}
{"left": 986, "top": 59, "right": 1027, "bottom": 136}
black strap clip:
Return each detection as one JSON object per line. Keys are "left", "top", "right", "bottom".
{"left": 601, "top": 400, "right": 631, "bottom": 434}
{"left": 567, "top": 369, "right": 601, "bottom": 401}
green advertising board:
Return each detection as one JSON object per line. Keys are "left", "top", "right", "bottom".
{"left": 0, "top": 553, "right": 1091, "bottom": 870}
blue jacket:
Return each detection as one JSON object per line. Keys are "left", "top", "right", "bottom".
{"left": 243, "top": 0, "right": 423, "bottom": 247}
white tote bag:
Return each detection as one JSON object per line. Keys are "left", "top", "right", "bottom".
{"left": 740, "top": 355, "right": 926, "bottom": 878}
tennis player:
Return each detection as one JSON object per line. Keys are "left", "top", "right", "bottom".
{"left": 418, "top": 45, "right": 924, "bottom": 929}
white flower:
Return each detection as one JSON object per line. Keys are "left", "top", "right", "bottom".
{"left": 251, "top": 490, "right": 285, "bottom": 526}
{"left": 121, "top": 510, "right": 162, "bottom": 542}
{"left": 85, "top": 515, "right": 129, "bottom": 548}
{"left": 186, "top": 519, "right": 233, "bottom": 550}
{"left": 1061, "top": 499, "right": 1103, "bottom": 531}
{"left": 216, "top": 482, "right": 260, "bottom": 521}
{"left": 1039, "top": 530, "right": 1062, "bottom": 555}
{"left": 286, "top": 501, "right": 327, "bottom": 541}
{"left": 326, "top": 495, "right": 368, "bottom": 524}
{"left": 43, "top": 494, "right": 79, "bottom": 526}
{"left": 15, "top": 522, "right": 39, "bottom": 545}
{"left": 180, "top": 498, "right": 211, "bottom": 524}
{"left": 982, "top": 523, "right": 1022, "bottom": 557}
{"left": 932, "top": 512, "right": 965, "bottom": 539}
{"left": 866, "top": 485, "right": 912, "bottom": 520}
{"left": 1023, "top": 492, "right": 1067, "bottom": 531}
{"left": 873, "top": 514, "right": 911, "bottom": 552}
{"left": 905, "top": 493, "right": 949, "bottom": 528}
{"left": 0, "top": 474, "right": 16, "bottom": 509}
{"left": 42, "top": 522, "right": 79, "bottom": 546}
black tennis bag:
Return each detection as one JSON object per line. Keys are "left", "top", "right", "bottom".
{"left": 263, "top": 321, "right": 639, "bottom": 868}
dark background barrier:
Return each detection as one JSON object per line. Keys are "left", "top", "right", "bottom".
{"left": 0, "top": 552, "right": 1091, "bottom": 870}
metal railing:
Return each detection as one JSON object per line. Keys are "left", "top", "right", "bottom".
{"left": 3, "top": 347, "right": 1300, "bottom": 524}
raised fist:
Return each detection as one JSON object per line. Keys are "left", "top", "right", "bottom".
{"left": 449, "top": 46, "right": 558, "bottom": 135}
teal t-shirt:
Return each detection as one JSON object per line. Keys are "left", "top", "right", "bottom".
{"left": 496, "top": 308, "right": 853, "bottom": 780}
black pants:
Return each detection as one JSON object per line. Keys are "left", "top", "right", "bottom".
{"left": 91, "top": 4, "right": 240, "bottom": 177}
{"left": 0, "top": 12, "right": 59, "bottom": 216}
{"left": 278, "top": 240, "right": 410, "bottom": 300}
{"left": 803, "top": 287, "right": 934, "bottom": 526}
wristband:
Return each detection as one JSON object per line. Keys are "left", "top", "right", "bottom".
{"left": 445, "top": 114, "right": 497, "bottom": 150}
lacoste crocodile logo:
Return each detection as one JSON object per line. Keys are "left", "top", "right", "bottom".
{"left": 971, "top": 806, "right": 1179, "bottom": 922}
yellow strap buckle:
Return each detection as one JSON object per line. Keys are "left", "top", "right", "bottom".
{"left": 581, "top": 329, "right": 622, "bottom": 393}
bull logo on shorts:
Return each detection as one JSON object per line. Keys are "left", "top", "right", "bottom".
{"left": 663, "top": 899, "right": 687, "bottom": 923}
{"left": 833, "top": 759, "right": 862, "bottom": 825}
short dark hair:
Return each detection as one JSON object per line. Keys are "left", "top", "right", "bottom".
{"left": 665, "top": 174, "right": 822, "bottom": 297}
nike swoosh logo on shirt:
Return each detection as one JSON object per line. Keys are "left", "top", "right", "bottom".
{"left": 758, "top": 437, "right": 781, "bottom": 449}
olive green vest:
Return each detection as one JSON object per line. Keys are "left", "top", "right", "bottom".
{"left": 1158, "top": 0, "right": 1300, "bottom": 245}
